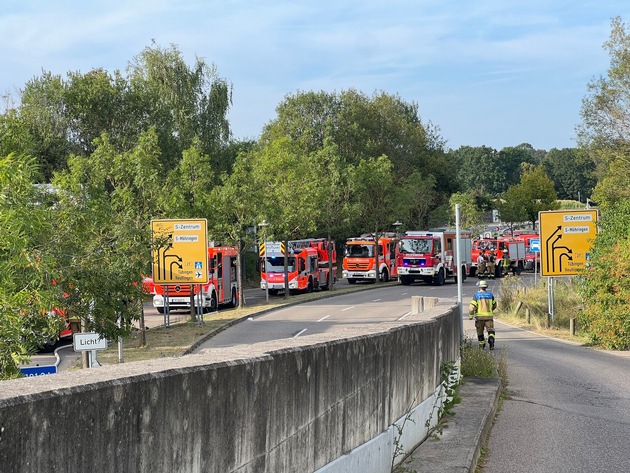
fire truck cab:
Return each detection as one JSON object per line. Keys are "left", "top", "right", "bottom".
{"left": 342, "top": 233, "right": 398, "bottom": 283}
{"left": 152, "top": 246, "right": 239, "bottom": 313}
{"left": 396, "top": 231, "right": 472, "bottom": 286}
{"left": 260, "top": 239, "right": 336, "bottom": 295}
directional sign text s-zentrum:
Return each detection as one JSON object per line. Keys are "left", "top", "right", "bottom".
{"left": 151, "top": 219, "right": 208, "bottom": 284}
{"left": 538, "top": 210, "right": 597, "bottom": 277}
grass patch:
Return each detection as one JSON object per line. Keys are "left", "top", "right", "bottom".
{"left": 496, "top": 276, "right": 590, "bottom": 344}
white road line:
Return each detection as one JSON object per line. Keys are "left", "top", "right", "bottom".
{"left": 317, "top": 315, "right": 331, "bottom": 322}
{"left": 372, "top": 299, "right": 382, "bottom": 302}
{"left": 398, "top": 311, "right": 412, "bottom": 321}
{"left": 294, "top": 329, "right": 308, "bottom": 338}
{"left": 341, "top": 306, "right": 356, "bottom": 312}
{"left": 400, "top": 292, "right": 408, "bottom": 295}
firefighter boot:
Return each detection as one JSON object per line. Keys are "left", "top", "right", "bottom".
{"left": 488, "top": 332, "right": 495, "bottom": 350}
{"left": 478, "top": 335, "right": 486, "bottom": 349}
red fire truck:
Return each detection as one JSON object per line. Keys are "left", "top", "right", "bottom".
{"left": 260, "top": 239, "right": 336, "bottom": 294}
{"left": 152, "top": 245, "right": 239, "bottom": 313}
{"left": 471, "top": 238, "right": 526, "bottom": 277}
{"left": 342, "top": 233, "right": 398, "bottom": 283}
{"left": 396, "top": 231, "right": 472, "bottom": 285}
{"left": 514, "top": 232, "right": 540, "bottom": 271}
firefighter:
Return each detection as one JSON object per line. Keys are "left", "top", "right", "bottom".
{"left": 469, "top": 280, "right": 497, "bottom": 350}
{"left": 476, "top": 250, "right": 487, "bottom": 278}
{"left": 487, "top": 250, "right": 496, "bottom": 279}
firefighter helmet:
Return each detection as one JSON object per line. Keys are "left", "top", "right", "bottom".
{"left": 478, "top": 280, "right": 488, "bottom": 288}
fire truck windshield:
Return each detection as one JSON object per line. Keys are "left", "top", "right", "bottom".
{"left": 265, "top": 256, "right": 295, "bottom": 273}
{"left": 399, "top": 239, "right": 432, "bottom": 254}
{"left": 344, "top": 244, "right": 374, "bottom": 258}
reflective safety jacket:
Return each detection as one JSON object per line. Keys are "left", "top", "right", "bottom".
{"left": 469, "top": 290, "right": 497, "bottom": 320}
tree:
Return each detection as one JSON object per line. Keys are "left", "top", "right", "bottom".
{"left": 211, "top": 151, "right": 261, "bottom": 307}
{"left": 51, "top": 131, "right": 165, "bottom": 344}
{"left": 543, "top": 148, "right": 596, "bottom": 201}
{"left": 127, "top": 43, "right": 232, "bottom": 172}
{"left": 449, "top": 192, "right": 485, "bottom": 232}
{"left": 0, "top": 154, "right": 63, "bottom": 379}
{"left": 500, "top": 166, "right": 559, "bottom": 229}
{"left": 578, "top": 16, "right": 630, "bottom": 209}
{"left": 495, "top": 186, "right": 528, "bottom": 233}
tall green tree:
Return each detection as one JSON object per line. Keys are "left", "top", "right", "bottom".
{"left": 51, "top": 131, "right": 165, "bottom": 343}
{"left": 578, "top": 16, "right": 630, "bottom": 209}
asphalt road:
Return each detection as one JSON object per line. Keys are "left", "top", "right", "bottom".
{"left": 481, "top": 321, "right": 630, "bottom": 472}
{"left": 195, "top": 277, "right": 482, "bottom": 349}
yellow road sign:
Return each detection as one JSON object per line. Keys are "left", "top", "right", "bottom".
{"left": 539, "top": 210, "right": 598, "bottom": 276}
{"left": 151, "top": 219, "right": 208, "bottom": 284}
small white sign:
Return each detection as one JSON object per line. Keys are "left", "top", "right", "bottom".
{"left": 73, "top": 332, "right": 108, "bottom": 352}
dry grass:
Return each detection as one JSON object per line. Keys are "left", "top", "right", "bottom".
{"left": 496, "top": 276, "right": 590, "bottom": 345}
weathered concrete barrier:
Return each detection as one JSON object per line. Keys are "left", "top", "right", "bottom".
{"left": 0, "top": 299, "right": 460, "bottom": 473}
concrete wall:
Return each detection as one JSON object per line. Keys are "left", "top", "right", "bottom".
{"left": 0, "top": 299, "right": 460, "bottom": 473}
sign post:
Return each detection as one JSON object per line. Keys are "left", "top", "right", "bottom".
{"left": 529, "top": 238, "right": 540, "bottom": 285}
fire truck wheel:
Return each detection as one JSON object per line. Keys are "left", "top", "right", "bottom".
{"left": 269, "top": 289, "right": 279, "bottom": 296}
{"left": 347, "top": 278, "right": 357, "bottom": 284}
{"left": 157, "top": 307, "right": 165, "bottom": 314}
{"left": 400, "top": 275, "right": 412, "bottom": 286}
{"left": 229, "top": 288, "right": 237, "bottom": 308}
{"left": 380, "top": 269, "right": 389, "bottom": 283}
{"left": 460, "top": 265, "right": 467, "bottom": 282}
{"left": 307, "top": 279, "right": 313, "bottom": 293}
{"left": 210, "top": 293, "right": 218, "bottom": 311}
{"left": 433, "top": 269, "right": 445, "bottom": 286}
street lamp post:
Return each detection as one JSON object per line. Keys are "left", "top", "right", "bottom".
{"left": 258, "top": 221, "right": 270, "bottom": 304}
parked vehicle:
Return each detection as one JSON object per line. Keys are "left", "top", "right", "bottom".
{"left": 260, "top": 239, "right": 336, "bottom": 294}
{"left": 396, "top": 231, "right": 472, "bottom": 285}
{"left": 471, "top": 237, "right": 527, "bottom": 277}
{"left": 152, "top": 246, "right": 239, "bottom": 313}
{"left": 343, "top": 233, "right": 399, "bottom": 283}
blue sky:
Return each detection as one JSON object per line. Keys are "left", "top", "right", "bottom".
{"left": 2, "top": 1, "right": 629, "bottom": 151}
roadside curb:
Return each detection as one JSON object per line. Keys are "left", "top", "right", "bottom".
{"left": 399, "top": 377, "right": 501, "bottom": 473}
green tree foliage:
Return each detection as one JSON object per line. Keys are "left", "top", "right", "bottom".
{"left": 127, "top": 44, "right": 232, "bottom": 172}
{"left": 5, "top": 43, "right": 233, "bottom": 181}
{"left": 51, "top": 132, "right": 164, "bottom": 341}
{"left": 522, "top": 166, "right": 558, "bottom": 228}
{"left": 578, "top": 16, "right": 630, "bottom": 209}
{"left": 0, "top": 154, "right": 63, "bottom": 379}
{"left": 543, "top": 148, "right": 596, "bottom": 201}
{"left": 449, "top": 192, "right": 485, "bottom": 231}
{"left": 263, "top": 89, "right": 450, "bottom": 229}
{"left": 495, "top": 186, "right": 528, "bottom": 231}
{"left": 579, "top": 200, "right": 630, "bottom": 349}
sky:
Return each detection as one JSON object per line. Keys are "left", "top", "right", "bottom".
{"left": 2, "top": 1, "right": 629, "bottom": 152}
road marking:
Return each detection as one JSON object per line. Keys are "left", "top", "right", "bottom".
{"left": 317, "top": 315, "right": 331, "bottom": 322}
{"left": 294, "top": 329, "right": 308, "bottom": 338}
{"left": 372, "top": 299, "right": 381, "bottom": 302}
{"left": 398, "top": 311, "right": 412, "bottom": 321}
{"left": 341, "top": 306, "right": 356, "bottom": 312}
{"left": 401, "top": 292, "right": 408, "bottom": 295}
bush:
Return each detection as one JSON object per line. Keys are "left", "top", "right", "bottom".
{"left": 498, "top": 276, "right": 583, "bottom": 330}
{"left": 579, "top": 201, "right": 630, "bottom": 349}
